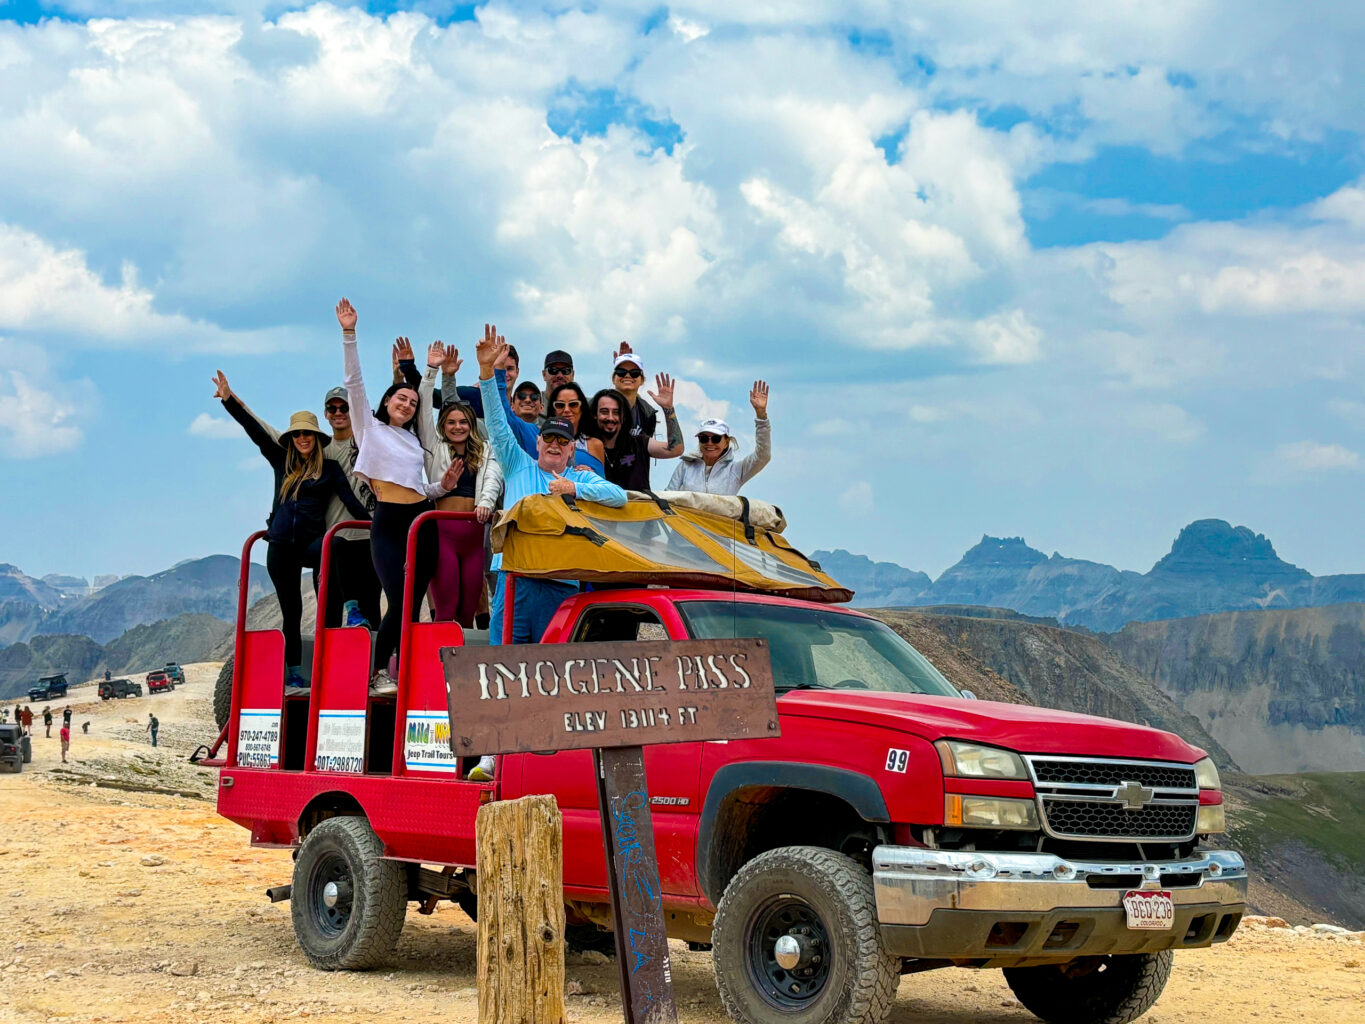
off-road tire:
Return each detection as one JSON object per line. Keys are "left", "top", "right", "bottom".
{"left": 214, "top": 655, "right": 234, "bottom": 731}
{"left": 290, "top": 816, "right": 407, "bottom": 970}
{"left": 454, "top": 888, "right": 478, "bottom": 923}
{"left": 1005, "top": 950, "right": 1173, "bottom": 1024}
{"left": 712, "top": 845, "right": 900, "bottom": 1024}
{"left": 20, "top": 737, "right": 31, "bottom": 763}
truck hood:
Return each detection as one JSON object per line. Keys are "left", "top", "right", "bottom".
{"left": 779, "top": 690, "right": 1204, "bottom": 763}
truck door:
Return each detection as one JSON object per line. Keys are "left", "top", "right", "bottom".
{"left": 516, "top": 603, "right": 704, "bottom": 898}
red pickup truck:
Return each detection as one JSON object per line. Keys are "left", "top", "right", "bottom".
{"left": 210, "top": 519, "right": 1246, "bottom": 1024}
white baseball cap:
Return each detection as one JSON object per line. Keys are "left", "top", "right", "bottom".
{"left": 612, "top": 353, "right": 645, "bottom": 374}
{"left": 696, "top": 418, "right": 731, "bottom": 437}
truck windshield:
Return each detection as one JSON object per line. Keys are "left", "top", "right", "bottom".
{"left": 678, "top": 601, "right": 960, "bottom": 697}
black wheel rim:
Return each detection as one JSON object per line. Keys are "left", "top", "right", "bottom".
{"left": 745, "top": 893, "right": 834, "bottom": 1010}
{"left": 308, "top": 852, "right": 353, "bottom": 937}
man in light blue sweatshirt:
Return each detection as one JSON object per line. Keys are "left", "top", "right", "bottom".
{"left": 476, "top": 324, "right": 627, "bottom": 646}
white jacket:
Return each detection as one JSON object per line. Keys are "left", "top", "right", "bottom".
{"left": 418, "top": 367, "right": 504, "bottom": 510}
{"left": 666, "top": 417, "right": 771, "bottom": 495}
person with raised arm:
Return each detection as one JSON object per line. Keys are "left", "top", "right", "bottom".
{"left": 666, "top": 381, "right": 772, "bottom": 495}
{"left": 610, "top": 342, "right": 657, "bottom": 440}
{"left": 418, "top": 341, "right": 504, "bottom": 627}
{"left": 337, "top": 298, "right": 463, "bottom": 694}
{"left": 590, "top": 373, "right": 684, "bottom": 491}
{"left": 212, "top": 371, "right": 369, "bottom": 693}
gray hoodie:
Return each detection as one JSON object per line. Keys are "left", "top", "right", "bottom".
{"left": 665, "top": 417, "right": 771, "bottom": 495}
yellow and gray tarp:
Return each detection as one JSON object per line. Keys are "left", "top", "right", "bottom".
{"left": 492, "top": 492, "right": 852, "bottom": 603}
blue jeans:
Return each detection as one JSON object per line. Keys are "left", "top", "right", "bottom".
{"left": 490, "top": 573, "right": 577, "bottom": 644}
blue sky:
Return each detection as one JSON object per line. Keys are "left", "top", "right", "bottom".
{"left": 5, "top": 1, "right": 1365, "bottom": 583}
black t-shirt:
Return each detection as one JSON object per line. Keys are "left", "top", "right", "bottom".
{"left": 604, "top": 433, "right": 652, "bottom": 491}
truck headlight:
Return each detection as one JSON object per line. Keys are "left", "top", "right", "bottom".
{"left": 936, "top": 740, "right": 1028, "bottom": 780}
{"left": 1195, "top": 804, "right": 1226, "bottom": 834}
{"left": 944, "top": 794, "right": 1039, "bottom": 830}
{"left": 1194, "top": 757, "right": 1221, "bottom": 791}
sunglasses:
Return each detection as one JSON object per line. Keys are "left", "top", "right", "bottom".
{"left": 545, "top": 364, "right": 572, "bottom": 375}
{"left": 513, "top": 391, "right": 540, "bottom": 401}
{"left": 325, "top": 403, "right": 349, "bottom": 413}
{"left": 541, "top": 435, "right": 569, "bottom": 447}
{"left": 613, "top": 368, "right": 643, "bottom": 379}
{"left": 553, "top": 399, "right": 582, "bottom": 411}
{"left": 697, "top": 433, "right": 726, "bottom": 444}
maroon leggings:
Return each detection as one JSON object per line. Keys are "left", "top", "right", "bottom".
{"left": 428, "top": 519, "right": 486, "bottom": 627}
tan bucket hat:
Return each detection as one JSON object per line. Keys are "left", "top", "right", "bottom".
{"left": 279, "top": 410, "right": 331, "bottom": 448}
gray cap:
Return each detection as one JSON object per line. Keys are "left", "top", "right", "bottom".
{"left": 324, "top": 386, "right": 348, "bottom": 406}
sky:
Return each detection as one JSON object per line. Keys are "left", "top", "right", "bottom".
{"left": 5, "top": 1, "right": 1365, "bottom": 582}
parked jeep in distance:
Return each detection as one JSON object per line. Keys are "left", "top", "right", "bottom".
{"left": 28, "top": 673, "right": 69, "bottom": 702}
{"left": 0, "top": 722, "right": 29, "bottom": 772}
{"left": 99, "top": 678, "right": 144, "bottom": 700}
{"left": 146, "top": 670, "right": 174, "bottom": 694}
{"left": 164, "top": 663, "right": 186, "bottom": 685}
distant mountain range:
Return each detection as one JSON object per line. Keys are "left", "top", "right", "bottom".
{"left": 0, "top": 556, "right": 271, "bottom": 647}
{"left": 816, "top": 518, "right": 1365, "bottom": 632}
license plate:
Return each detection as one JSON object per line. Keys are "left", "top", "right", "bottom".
{"left": 1122, "top": 890, "right": 1174, "bottom": 930}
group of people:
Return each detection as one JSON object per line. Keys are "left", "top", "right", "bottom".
{"left": 8, "top": 703, "right": 74, "bottom": 762}
{"left": 217, "top": 300, "right": 775, "bottom": 781}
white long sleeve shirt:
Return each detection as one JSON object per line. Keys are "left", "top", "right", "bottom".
{"left": 343, "top": 332, "right": 442, "bottom": 499}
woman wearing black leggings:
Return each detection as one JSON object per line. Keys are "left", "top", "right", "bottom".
{"left": 337, "top": 299, "right": 460, "bottom": 693}
{"left": 213, "top": 371, "right": 369, "bottom": 692}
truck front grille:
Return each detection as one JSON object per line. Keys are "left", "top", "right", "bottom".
{"left": 1026, "top": 755, "right": 1200, "bottom": 842}
{"left": 1040, "top": 798, "right": 1198, "bottom": 840}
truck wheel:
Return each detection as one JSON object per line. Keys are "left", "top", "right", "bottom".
{"left": 566, "top": 923, "right": 617, "bottom": 956}
{"left": 454, "top": 888, "right": 478, "bottom": 923}
{"left": 290, "top": 816, "right": 407, "bottom": 970}
{"left": 214, "top": 656, "right": 234, "bottom": 731}
{"left": 20, "top": 737, "right": 31, "bottom": 764}
{"left": 712, "top": 846, "right": 899, "bottom": 1024}
{"left": 1005, "top": 951, "right": 1173, "bottom": 1024}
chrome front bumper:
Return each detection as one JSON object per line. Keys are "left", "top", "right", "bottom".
{"left": 872, "top": 846, "right": 1247, "bottom": 961}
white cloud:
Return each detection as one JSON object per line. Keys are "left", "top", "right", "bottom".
{"left": 1127, "top": 403, "right": 1204, "bottom": 444}
{"left": 1266, "top": 441, "right": 1361, "bottom": 475}
{"left": 188, "top": 412, "right": 240, "bottom": 439}
{"left": 0, "top": 370, "right": 87, "bottom": 458}
{"left": 970, "top": 309, "right": 1043, "bottom": 365}
{"left": 671, "top": 377, "right": 731, "bottom": 431}
{"left": 837, "top": 480, "right": 874, "bottom": 516}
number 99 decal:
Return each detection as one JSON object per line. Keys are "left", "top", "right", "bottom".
{"left": 885, "top": 748, "right": 909, "bottom": 774}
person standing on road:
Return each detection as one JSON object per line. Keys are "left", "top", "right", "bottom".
{"left": 666, "top": 381, "right": 772, "bottom": 495}
{"left": 104, "top": 669, "right": 111, "bottom": 682}
{"left": 59, "top": 722, "right": 70, "bottom": 763}
{"left": 42, "top": 707, "right": 52, "bottom": 738}
{"left": 62, "top": 706, "right": 72, "bottom": 730}
{"left": 20, "top": 706, "right": 32, "bottom": 736}
{"left": 146, "top": 713, "right": 159, "bottom": 748}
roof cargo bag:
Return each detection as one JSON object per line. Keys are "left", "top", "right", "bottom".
{"left": 492, "top": 492, "right": 852, "bottom": 603}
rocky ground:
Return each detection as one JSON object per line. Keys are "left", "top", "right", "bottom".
{"left": 1, "top": 663, "right": 1363, "bottom": 1023}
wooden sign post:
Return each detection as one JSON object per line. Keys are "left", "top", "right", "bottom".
{"left": 443, "top": 637, "right": 778, "bottom": 1024}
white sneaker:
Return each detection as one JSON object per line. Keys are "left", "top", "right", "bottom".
{"left": 466, "top": 755, "right": 495, "bottom": 782}
{"left": 368, "top": 670, "right": 398, "bottom": 696}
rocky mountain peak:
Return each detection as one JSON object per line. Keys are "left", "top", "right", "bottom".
{"left": 1150, "top": 519, "right": 1310, "bottom": 582}
{"left": 957, "top": 536, "right": 1048, "bottom": 567}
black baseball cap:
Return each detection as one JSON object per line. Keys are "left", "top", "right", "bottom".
{"left": 540, "top": 418, "right": 575, "bottom": 441}
{"left": 513, "top": 380, "right": 541, "bottom": 398}
{"left": 543, "top": 349, "right": 574, "bottom": 370}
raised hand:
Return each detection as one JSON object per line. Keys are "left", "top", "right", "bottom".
{"left": 613, "top": 340, "right": 634, "bottom": 361}
{"left": 440, "top": 458, "right": 465, "bottom": 492}
{"left": 647, "top": 372, "right": 675, "bottom": 411}
{"left": 394, "top": 337, "right": 415, "bottom": 363}
{"left": 427, "top": 340, "right": 447, "bottom": 368}
{"left": 493, "top": 336, "right": 514, "bottom": 372}
{"left": 750, "top": 379, "right": 769, "bottom": 419}
{"left": 442, "top": 345, "right": 463, "bottom": 376}
{"left": 548, "top": 472, "right": 577, "bottom": 497}
{"left": 476, "top": 322, "right": 507, "bottom": 376}
{"left": 211, "top": 370, "right": 232, "bottom": 401}
{"left": 335, "top": 298, "right": 357, "bottom": 332}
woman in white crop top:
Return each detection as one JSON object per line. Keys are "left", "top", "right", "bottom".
{"left": 337, "top": 298, "right": 457, "bottom": 694}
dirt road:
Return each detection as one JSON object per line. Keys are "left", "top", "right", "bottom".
{"left": 1, "top": 663, "right": 1362, "bottom": 1023}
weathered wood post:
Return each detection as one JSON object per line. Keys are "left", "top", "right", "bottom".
{"left": 475, "top": 794, "right": 566, "bottom": 1024}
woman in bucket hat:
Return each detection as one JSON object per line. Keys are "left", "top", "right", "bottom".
{"left": 213, "top": 371, "right": 370, "bottom": 693}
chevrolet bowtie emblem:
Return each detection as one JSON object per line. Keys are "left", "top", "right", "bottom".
{"left": 1115, "top": 780, "right": 1156, "bottom": 810}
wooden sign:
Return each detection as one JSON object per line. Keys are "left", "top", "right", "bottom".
{"left": 440, "top": 638, "right": 777, "bottom": 756}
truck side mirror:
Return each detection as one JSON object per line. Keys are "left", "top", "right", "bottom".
{"left": 960, "top": 689, "right": 978, "bottom": 701}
